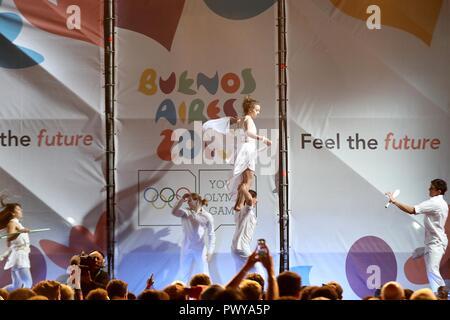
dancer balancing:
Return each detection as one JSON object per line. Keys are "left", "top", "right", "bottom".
{"left": 203, "top": 96, "right": 272, "bottom": 211}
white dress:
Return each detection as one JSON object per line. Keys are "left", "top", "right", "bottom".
{"left": 4, "top": 218, "right": 30, "bottom": 270}
{"left": 203, "top": 117, "right": 257, "bottom": 200}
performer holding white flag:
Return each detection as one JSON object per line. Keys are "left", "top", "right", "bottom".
{"left": 203, "top": 96, "right": 272, "bottom": 211}
{"left": 0, "top": 197, "right": 32, "bottom": 291}
{"left": 386, "top": 179, "right": 449, "bottom": 293}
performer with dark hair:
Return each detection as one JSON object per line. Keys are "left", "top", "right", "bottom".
{"left": 0, "top": 198, "right": 32, "bottom": 291}
{"left": 386, "top": 179, "right": 448, "bottom": 293}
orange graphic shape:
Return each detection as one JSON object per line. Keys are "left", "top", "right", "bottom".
{"left": 330, "top": 0, "right": 443, "bottom": 45}
{"left": 14, "top": 0, "right": 103, "bottom": 47}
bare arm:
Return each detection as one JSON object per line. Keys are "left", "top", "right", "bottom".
{"left": 258, "top": 245, "right": 278, "bottom": 300}
{"left": 243, "top": 117, "right": 272, "bottom": 145}
{"left": 392, "top": 200, "right": 415, "bottom": 215}
{"left": 386, "top": 192, "right": 415, "bottom": 215}
{"left": 6, "top": 220, "right": 29, "bottom": 242}
{"left": 226, "top": 251, "right": 259, "bottom": 289}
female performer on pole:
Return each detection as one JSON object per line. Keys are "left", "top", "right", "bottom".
{"left": 203, "top": 96, "right": 272, "bottom": 211}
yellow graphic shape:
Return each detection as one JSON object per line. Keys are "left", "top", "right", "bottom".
{"left": 330, "top": 0, "right": 443, "bottom": 45}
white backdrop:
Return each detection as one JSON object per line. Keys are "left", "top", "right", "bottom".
{"left": 287, "top": 0, "right": 449, "bottom": 299}
{"left": 0, "top": 0, "right": 106, "bottom": 286}
{"left": 115, "top": 0, "right": 279, "bottom": 293}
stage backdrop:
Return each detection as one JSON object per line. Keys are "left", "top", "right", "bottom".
{"left": 0, "top": 0, "right": 106, "bottom": 286}
{"left": 115, "top": 0, "right": 279, "bottom": 293}
{"left": 287, "top": 0, "right": 450, "bottom": 299}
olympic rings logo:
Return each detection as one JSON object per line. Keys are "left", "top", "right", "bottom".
{"left": 143, "top": 187, "right": 191, "bottom": 209}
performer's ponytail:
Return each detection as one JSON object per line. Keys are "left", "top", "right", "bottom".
{"left": 190, "top": 193, "right": 208, "bottom": 207}
{"left": 242, "top": 96, "right": 258, "bottom": 115}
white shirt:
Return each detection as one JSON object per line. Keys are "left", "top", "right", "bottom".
{"left": 179, "top": 207, "right": 215, "bottom": 255}
{"left": 231, "top": 205, "right": 257, "bottom": 254}
{"left": 4, "top": 218, "right": 30, "bottom": 270}
{"left": 414, "top": 195, "right": 448, "bottom": 246}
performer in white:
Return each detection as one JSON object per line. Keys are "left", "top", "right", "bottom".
{"left": 203, "top": 96, "right": 272, "bottom": 211}
{"left": 172, "top": 192, "right": 216, "bottom": 284}
{"left": 0, "top": 200, "right": 32, "bottom": 291}
{"left": 231, "top": 189, "right": 265, "bottom": 274}
{"left": 386, "top": 179, "right": 449, "bottom": 293}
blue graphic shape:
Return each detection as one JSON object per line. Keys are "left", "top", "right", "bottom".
{"left": 0, "top": 12, "right": 44, "bottom": 69}
{"left": 204, "top": 0, "right": 276, "bottom": 20}
{"left": 290, "top": 265, "right": 312, "bottom": 286}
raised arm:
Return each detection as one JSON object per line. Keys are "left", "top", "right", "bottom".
{"left": 386, "top": 192, "right": 415, "bottom": 215}
{"left": 226, "top": 251, "right": 259, "bottom": 289}
{"left": 172, "top": 193, "right": 189, "bottom": 217}
{"left": 258, "top": 245, "right": 278, "bottom": 300}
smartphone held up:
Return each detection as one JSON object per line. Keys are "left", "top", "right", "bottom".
{"left": 257, "top": 239, "right": 268, "bottom": 258}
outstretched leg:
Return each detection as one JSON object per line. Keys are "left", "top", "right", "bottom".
{"left": 233, "top": 169, "right": 254, "bottom": 211}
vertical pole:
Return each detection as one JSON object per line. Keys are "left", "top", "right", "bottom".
{"left": 104, "top": 0, "right": 116, "bottom": 278}
{"left": 277, "top": 0, "right": 289, "bottom": 272}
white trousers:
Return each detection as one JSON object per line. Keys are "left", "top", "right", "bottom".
{"left": 178, "top": 248, "right": 209, "bottom": 285}
{"left": 424, "top": 243, "right": 446, "bottom": 292}
{"left": 4, "top": 266, "right": 33, "bottom": 291}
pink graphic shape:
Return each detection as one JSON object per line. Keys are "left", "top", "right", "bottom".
{"left": 40, "top": 213, "right": 107, "bottom": 268}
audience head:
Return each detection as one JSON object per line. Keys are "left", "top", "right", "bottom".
{"left": 403, "top": 288, "right": 414, "bottom": 300}
{"left": 0, "top": 288, "right": 9, "bottom": 300}
{"left": 246, "top": 272, "right": 264, "bottom": 291}
{"left": 86, "top": 288, "right": 109, "bottom": 300}
{"left": 299, "top": 286, "right": 319, "bottom": 300}
{"left": 410, "top": 288, "right": 437, "bottom": 300}
{"left": 380, "top": 281, "right": 405, "bottom": 300}
{"left": 88, "top": 250, "right": 106, "bottom": 270}
{"left": 199, "top": 284, "right": 225, "bottom": 300}
{"left": 7, "top": 288, "right": 36, "bottom": 300}
{"left": 59, "top": 284, "right": 75, "bottom": 300}
{"left": 106, "top": 279, "right": 128, "bottom": 300}
{"left": 239, "top": 279, "right": 262, "bottom": 300}
{"left": 32, "top": 280, "right": 61, "bottom": 300}
{"left": 277, "top": 271, "right": 302, "bottom": 298}
{"left": 309, "top": 285, "right": 339, "bottom": 300}
{"left": 189, "top": 273, "right": 211, "bottom": 287}
{"left": 138, "top": 289, "right": 170, "bottom": 300}
{"left": 437, "top": 286, "right": 449, "bottom": 300}
{"left": 324, "top": 281, "right": 343, "bottom": 299}
{"left": 163, "top": 282, "right": 187, "bottom": 300}
{"left": 28, "top": 295, "right": 49, "bottom": 300}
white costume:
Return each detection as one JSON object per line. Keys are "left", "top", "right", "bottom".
{"left": 203, "top": 116, "right": 258, "bottom": 200}
{"left": 3, "top": 218, "right": 32, "bottom": 290}
{"left": 231, "top": 204, "right": 265, "bottom": 275}
{"left": 177, "top": 207, "right": 216, "bottom": 284}
{"left": 414, "top": 195, "right": 448, "bottom": 292}
{"left": 231, "top": 205, "right": 257, "bottom": 258}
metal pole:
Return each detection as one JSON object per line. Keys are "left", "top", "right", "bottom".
{"left": 104, "top": 0, "right": 116, "bottom": 278}
{"left": 277, "top": 0, "right": 289, "bottom": 272}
